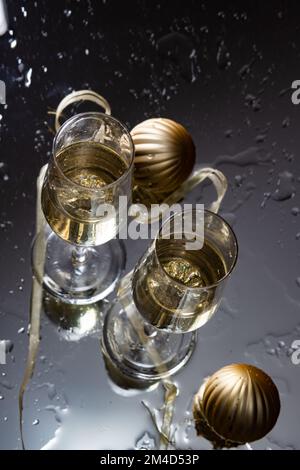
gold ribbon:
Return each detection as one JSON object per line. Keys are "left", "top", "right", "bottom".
{"left": 18, "top": 166, "right": 47, "bottom": 449}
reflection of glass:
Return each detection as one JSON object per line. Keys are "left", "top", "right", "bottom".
{"left": 102, "top": 349, "right": 159, "bottom": 397}
{"left": 43, "top": 291, "right": 105, "bottom": 342}
{"left": 102, "top": 210, "right": 238, "bottom": 382}
{"left": 33, "top": 112, "right": 134, "bottom": 304}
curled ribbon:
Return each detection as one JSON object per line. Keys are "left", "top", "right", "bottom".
{"left": 54, "top": 89, "right": 111, "bottom": 132}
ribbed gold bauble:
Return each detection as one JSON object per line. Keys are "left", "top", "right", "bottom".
{"left": 193, "top": 363, "right": 280, "bottom": 448}
{"left": 131, "top": 118, "right": 195, "bottom": 205}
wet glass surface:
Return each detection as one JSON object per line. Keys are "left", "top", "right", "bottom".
{"left": 0, "top": 0, "right": 300, "bottom": 449}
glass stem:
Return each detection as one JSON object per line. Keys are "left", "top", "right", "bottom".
{"left": 72, "top": 246, "right": 88, "bottom": 267}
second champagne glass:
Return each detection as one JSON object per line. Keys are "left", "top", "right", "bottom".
{"left": 102, "top": 209, "right": 238, "bottom": 385}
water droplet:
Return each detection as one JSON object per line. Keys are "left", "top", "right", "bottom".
{"left": 255, "top": 133, "right": 267, "bottom": 143}
{"left": 238, "top": 59, "right": 255, "bottom": 79}
{"left": 282, "top": 117, "right": 290, "bottom": 128}
{"left": 183, "top": 417, "right": 194, "bottom": 441}
{"left": 234, "top": 175, "right": 244, "bottom": 186}
{"left": 38, "top": 382, "right": 57, "bottom": 401}
{"left": 0, "top": 395, "right": 4, "bottom": 400}
{"left": 224, "top": 129, "right": 233, "bottom": 138}
{"left": 135, "top": 431, "right": 156, "bottom": 450}
{"left": 32, "top": 419, "right": 40, "bottom": 426}
{"left": 244, "top": 94, "right": 261, "bottom": 111}
{"left": 272, "top": 171, "right": 295, "bottom": 201}
{"left": 25, "top": 68, "right": 33, "bottom": 88}
{"left": 296, "top": 278, "right": 300, "bottom": 288}
{"left": 216, "top": 40, "right": 231, "bottom": 70}
{"left": 18, "top": 327, "right": 25, "bottom": 334}
{"left": 214, "top": 146, "right": 270, "bottom": 167}
{"left": 291, "top": 207, "right": 299, "bottom": 216}
{"left": 0, "top": 378, "right": 14, "bottom": 390}
{"left": 261, "top": 192, "right": 271, "bottom": 208}
{"left": 10, "top": 39, "right": 17, "bottom": 49}
{"left": 45, "top": 405, "right": 68, "bottom": 424}
{"left": 21, "top": 6, "right": 27, "bottom": 18}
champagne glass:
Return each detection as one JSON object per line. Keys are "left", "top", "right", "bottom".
{"left": 33, "top": 112, "right": 134, "bottom": 304}
{"left": 102, "top": 209, "right": 238, "bottom": 383}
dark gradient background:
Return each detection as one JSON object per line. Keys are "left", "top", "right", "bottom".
{"left": 0, "top": 0, "right": 300, "bottom": 450}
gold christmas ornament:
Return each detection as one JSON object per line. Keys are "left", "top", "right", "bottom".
{"left": 131, "top": 118, "right": 196, "bottom": 205}
{"left": 193, "top": 363, "right": 280, "bottom": 448}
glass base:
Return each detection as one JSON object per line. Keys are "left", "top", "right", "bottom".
{"left": 101, "top": 299, "right": 196, "bottom": 383}
{"left": 32, "top": 227, "right": 125, "bottom": 305}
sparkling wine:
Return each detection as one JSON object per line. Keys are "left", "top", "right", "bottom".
{"left": 133, "top": 238, "right": 227, "bottom": 333}
{"left": 42, "top": 141, "right": 128, "bottom": 245}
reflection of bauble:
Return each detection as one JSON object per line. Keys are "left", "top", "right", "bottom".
{"left": 193, "top": 363, "right": 281, "bottom": 448}
{"left": 43, "top": 292, "right": 102, "bottom": 341}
